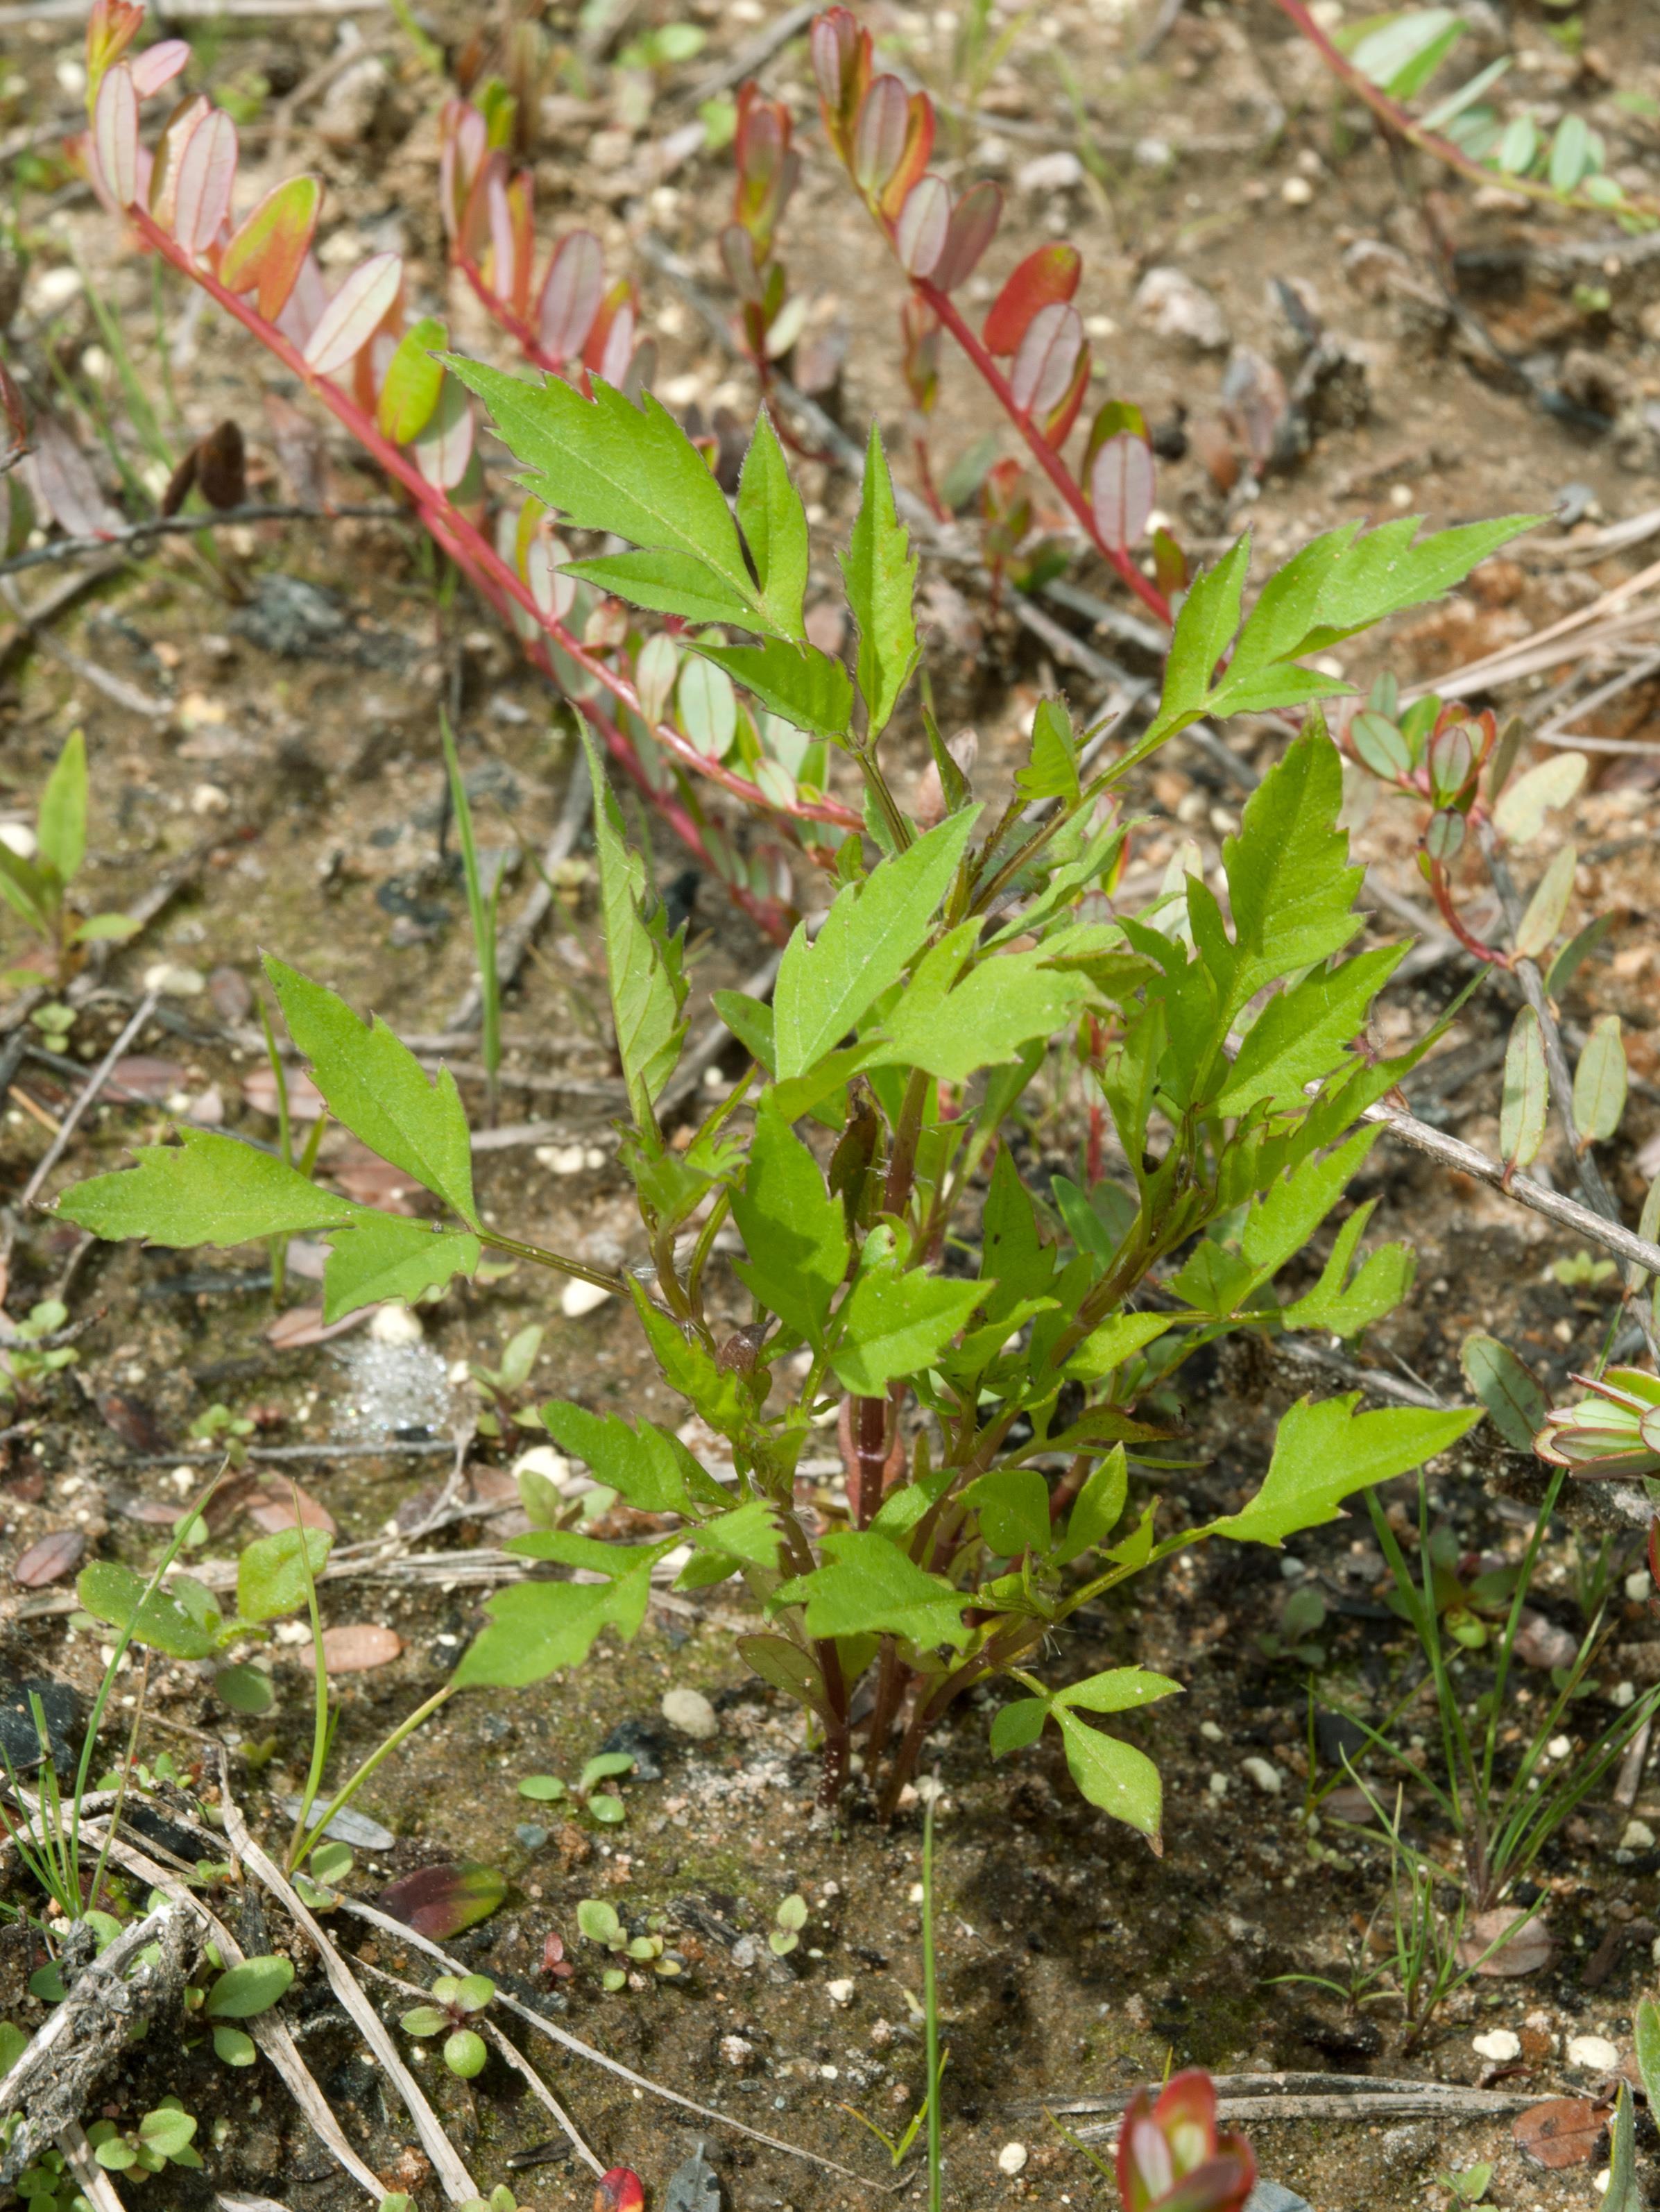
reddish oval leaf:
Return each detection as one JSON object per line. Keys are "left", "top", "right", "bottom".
{"left": 411, "top": 376, "right": 475, "bottom": 492}
{"left": 983, "top": 241, "right": 1081, "bottom": 357}
{"left": 377, "top": 1862, "right": 506, "bottom": 1941}
{"left": 173, "top": 110, "right": 238, "bottom": 255}
{"left": 1458, "top": 1905, "right": 1552, "bottom": 1977}
{"left": 94, "top": 63, "right": 139, "bottom": 209}
{"left": 524, "top": 529, "right": 575, "bottom": 622}
{"left": 1090, "top": 432, "right": 1156, "bottom": 552}
{"left": 331, "top": 1157, "right": 423, "bottom": 1213}
{"left": 538, "top": 230, "right": 604, "bottom": 363}
{"left": 21, "top": 418, "right": 121, "bottom": 537}
{"left": 303, "top": 252, "right": 402, "bottom": 377}
{"left": 1009, "top": 299, "right": 1082, "bottom": 417}
{"left": 112, "top": 1055, "right": 187, "bottom": 1101}
{"left": 320, "top": 1624, "right": 402, "bottom": 1673}
{"left": 13, "top": 1530, "right": 87, "bottom": 1589}
{"left": 1514, "top": 2098, "right": 1606, "bottom": 2171}
{"left": 221, "top": 174, "right": 322, "bottom": 321}
{"left": 246, "top": 1480, "right": 338, "bottom": 1537}
{"left": 853, "top": 74, "right": 908, "bottom": 194}
{"left": 895, "top": 174, "right": 950, "bottom": 278}
{"left": 241, "top": 1065, "right": 325, "bottom": 1121}
{"left": 485, "top": 167, "right": 517, "bottom": 307}
{"left": 130, "top": 39, "right": 189, "bottom": 96}
{"left": 594, "top": 2172, "right": 645, "bottom": 2212}
{"left": 930, "top": 178, "right": 1002, "bottom": 293}
{"left": 147, "top": 94, "right": 209, "bottom": 232}
{"left": 265, "top": 1302, "right": 373, "bottom": 1350}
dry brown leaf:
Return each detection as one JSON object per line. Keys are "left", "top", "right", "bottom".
{"left": 321, "top": 1624, "right": 402, "bottom": 1672}
{"left": 266, "top": 1303, "right": 373, "bottom": 1350}
{"left": 331, "top": 1157, "right": 423, "bottom": 1213}
{"left": 1458, "top": 1905, "right": 1552, "bottom": 1976}
{"left": 1513, "top": 2098, "right": 1607, "bottom": 2170}
{"left": 246, "top": 1480, "right": 338, "bottom": 1537}
{"left": 12, "top": 1529, "right": 86, "bottom": 1588}
{"left": 111, "top": 1056, "right": 187, "bottom": 1101}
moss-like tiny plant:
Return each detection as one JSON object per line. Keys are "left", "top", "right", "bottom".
{"left": 575, "top": 1899, "right": 682, "bottom": 1990}
{"left": 400, "top": 1973, "right": 494, "bottom": 2077}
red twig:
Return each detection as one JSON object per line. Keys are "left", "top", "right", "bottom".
{"left": 132, "top": 208, "right": 862, "bottom": 846}
{"left": 912, "top": 277, "right": 1172, "bottom": 629}
{"left": 454, "top": 253, "right": 568, "bottom": 381}
{"left": 1426, "top": 856, "right": 1509, "bottom": 969}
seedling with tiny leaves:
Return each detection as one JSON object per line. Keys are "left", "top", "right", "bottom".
{"left": 575, "top": 1899, "right": 682, "bottom": 1989}
{"left": 517, "top": 1750, "right": 633, "bottom": 1826}
{"left": 400, "top": 1973, "right": 495, "bottom": 2078}
{"left": 0, "top": 1302, "right": 80, "bottom": 1406}
{"left": 0, "top": 730, "right": 139, "bottom": 996}
{"left": 57, "top": 307, "right": 1534, "bottom": 1841}
{"left": 87, "top": 2100, "right": 203, "bottom": 2179}
{"left": 769, "top": 1892, "right": 809, "bottom": 1957}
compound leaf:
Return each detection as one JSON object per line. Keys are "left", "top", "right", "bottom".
{"left": 773, "top": 1529, "right": 973, "bottom": 1652}
{"left": 840, "top": 421, "right": 917, "bottom": 738}
{"left": 1210, "top": 1394, "right": 1481, "bottom": 1547}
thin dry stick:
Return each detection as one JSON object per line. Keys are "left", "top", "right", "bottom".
{"left": 42, "top": 1803, "right": 386, "bottom": 2200}
{"left": 22, "top": 989, "right": 160, "bottom": 1208}
{"left": 353, "top": 1955, "right": 604, "bottom": 2179}
{"left": 1404, "top": 554, "right": 1660, "bottom": 700}
{"left": 0, "top": 504, "right": 405, "bottom": 581}
{"left": 57, "top": 2122, "right": 128, "bottom": 2212}
{"left": 0, "top": 1899, "right": 180, "bottom": 2112}
{"left": 1362, "top": 1099, "right": 1660, "bottom": 1282}
{"left": 334, "top": 1897, "right": 873, "bottom": 2186}
{"left": 220, "top": 1791, "right": 481, "bottom": 2204}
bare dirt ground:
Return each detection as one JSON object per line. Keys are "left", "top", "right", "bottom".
{"left": 6, "top": 1, "right": 1660, "bottom": 2208}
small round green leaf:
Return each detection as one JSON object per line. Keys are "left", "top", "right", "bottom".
{"left": 205, "top": 1955, "right": 295, "bottom": 2019}
{"left": 443, "top": 2028, "right": 488, "bottom": 2079}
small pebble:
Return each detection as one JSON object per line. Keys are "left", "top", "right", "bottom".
{"left": 1241, "top": 1757, "right": 1283, "bottom": 1796}
{"left": 1281, "top": 175, "right": 1315, "bottom": 205}
{"left": 1199, "top": 1720, "right": 1224, "bottom": 1743}
{"left": 1472, "top": 2029, "right": 1521, "bottom": 2061}
{"left": 0, "top": 823, "right": 37, "bottom": 858}
{"left": 537, "top": 1143, "right": 588, "bottom": 1175}
{"left": 513, "top": 1445, "right": 571, "bottom": 1488}
{"left": 1567, "top": 2034, "right": 1620, "bottom": 2071}
{"left": 368, "top": 1304, "right": 424, "bottom": 1346}
{"left": 997, "top": 2143, "right": 1028, "bottom": 2177}
{"left": 1620, "top": 1819, "right": 1655, "bottom": 1851}
{"left": 1625, "top": 1569, "right": 1652, "bottom": 1603}
{"left": 561, "top": 1277, "right": 613, "bottom": 1318}
{"left": 1208, "top": 1773, "right": 1229, "bottom": 1798}
{"left": 142, "top": 961, "right": 206, "bottom": 998}
{"left": 719, "top": 2035, "right": 754, "bottom": 2069}
{"left": 1611, "top": 1681, "right": 1636, "bottom": 1709}
{"left": 661, "top": 1687, "right": 719, "bottom": 1741}
{"left": 825, "top": 1979, "right": 854, "bottom": 2007}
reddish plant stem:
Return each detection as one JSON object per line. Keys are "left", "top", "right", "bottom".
{"left": 1426, "top": 856, "right": 1509, "bottom": 969}
{"left": 910, "top": 277, "right": 1173, "bottom": 629}
{"left": 132, "top": 207, "right": 863, "bottom": 842}
{"left": 1269, "top": 0, "right": 1660, "bottom": 223}
{"left": 454, "top": 251, "right": 567, "bottom": 379}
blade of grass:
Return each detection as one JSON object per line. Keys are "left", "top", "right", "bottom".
{"left": 440, "top": 709, "right": 502, "bottom": 1121}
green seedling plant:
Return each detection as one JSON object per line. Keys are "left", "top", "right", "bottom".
{"left": 516, "top": 1751, "right": 633, "bottom": 1826}
{"left": 1257, "top": 1581, "right": 1328, "bottom": 1668}
{"left": 59, "top": 326, "right": 1546, "bottom": 1839}
{"left": 0, "top": 1303, "right": 80, "bottom": 1407}
{"left": 471, "top": 1324, "right": 546, "bottom": 1438}
{"left": 87, "top": 2099, "right": 202, "bottom": 2180}
{"left": 189, "top": 1402, "right": 255, "bottom": 1467}
{"left": 1439, "top": 2161, "right": 1494, "bottom": 2209}
{"left": 769, "top": 1892, "right": 808, "bottom": 1957}
{"left": 0, "top": 731, "right": 139, "bottom": 995}
{"left": 400, "top": 1973, "right": 494, "bottom": 2079}
{"left": 575, "top": 1899, "right": 682, "bottom": 1991}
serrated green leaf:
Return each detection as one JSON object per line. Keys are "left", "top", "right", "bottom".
{"left": 1053, "top": 1707, "right": 1165, "bottom": 1841}
{"left": 237, "top": 1526, "right": 332, "bottom": 1623}
{"left": 322, "top": 1213, "right": 481, "bottom": 1322}
{"left": 1209, "top": 1393, "right": 1481, "bottom": 1547}
{"left": 1573, "top": 1013, "right": 1627, "bottom": 1145}
{"left": 265, "top": 959, "right": 478, "bottom": 1226}
{"left": 1278, "top": 1200, "right": 1414, "bottom": 1337}
{"left": 687, "top": 1499, "right": 785, "bottom": 1568}
{"left": 559, "top": 548, "right": 760, "bottom": 629}
{"left": 1063, "top": 1311, "right": 1176, "bottom": 1384}
{"left": 773, "top": 810, "right": 978, "bottom": 1080}
{"left": 773, "top": 1529, "right": 972, "bottom": 1651}
{"left": 830, "top": 1261, "right": 983, "bottom": 1395}
{"left": 1296, "top": 513, "right": 1543, "bottom": 648}
{"left": 1215, "top": 946, "right": 1403, "bottom": 1116}
{"left": 730, "top": 1101, "right": 849, "bottom": 1345}
{"left": 37, "top": 729, "right": 87, "bottom": 885}
{"left": 444, "top": 358, "right": 766, "bottom": 629}
{"left": 737, "top": 409, "right": 810, "bottom": 641}
{"left": 839, "top": 422, "right": 918, "bottom": 738}
{"left": 454, "top": 1549, "right": 658, "bottom": 1687}
{"left": 205, "top": 1956, "right": 293, "bottom": 2020}
{"left": 1458, "top": 1332, "right": 1547, "bottom": 1452}
{"left": 539, "top": 1401, "right": 719, "bottom": 1513}
{"left": 1013, "top": 698, "right": 1080, "bottom": 806}
{"left": 1218, "top": 730, "right": 1367, "bottom": 1007}
{"left": 1134, "top": 533, "right": 1249, "bottom": 756}
{"left": 868, "top": 939, "right": 1096, "bottom": 1084}
{"left": 687, "top": 636, "right": 853, "bottom": 740}
{"left": 59, "top": 1126, "right": 360, "bottom": 1248}
{"left": 1500, "top": 1005, "right": 1548, "bottom": 1168}
{"left": 582, "top": 727, "right": 688, "bottom": 1130}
